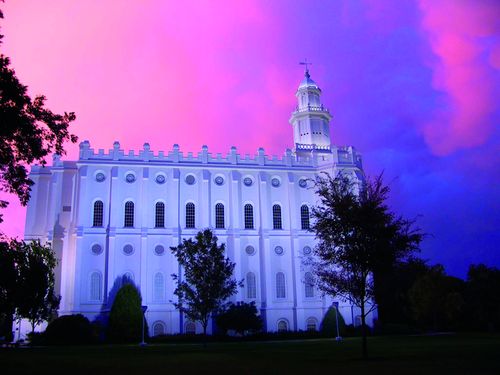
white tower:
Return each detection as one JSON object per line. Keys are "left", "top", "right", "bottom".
{"left": 290, "top": 66, "right": 332, "bottom": 161}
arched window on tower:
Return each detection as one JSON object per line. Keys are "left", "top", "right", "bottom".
{"left": 244, "top": 204, "right": 254, "bottom": 229}
{"left": 90, "top": 272, "right": 102, "bottom": 302}
{"left": 186, "top": 203, "right": 195, "bottom": 228}
{"left": 301, "top": 205, "right": 310, "bottom": 230}
{"left": 124, "top": 201, "right": 134, "bottom": 227}
{"left": 246, "top": 272, "right": 256, "bottom": 299}
{"left": 304, "top": 272, "right": 314, "bottom": 298}
{"left": 272, "top": 204, "right": 282, "bottom": 230}
{"left": 153, "top": 272, "right": 165, "bottom": 302}
{"left": 93, "top": 200, "right": 104, "bottom": 227}
{"left": 276, "top": 272, "right": 286, "bottom": 299}
{"left": 155, "top": 202, "right": 165, "bottom": 228}
{"left": 215, "top": 203, "right": 225, "bottom": 229}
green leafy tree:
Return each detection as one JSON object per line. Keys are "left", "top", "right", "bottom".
{"left": 310, "top": 173, "right": 423, "bottom": 359}
{"left": 0, "top": 7, "right": 77, "bottom": 223}
{"left": 108, "top": 283, "right": 145, "bottom": 343}
{"left": 0, "top": 240, "right": 18, "bottom": 340}
{"left": 171, "top": 229, "right": 240, "bottom": 337}
{"left": 216, "top": 302, "right": 262, "bottom": 335}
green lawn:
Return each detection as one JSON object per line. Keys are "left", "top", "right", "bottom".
{"left": 2, "top": 334, "right": 500, "bottom": 374}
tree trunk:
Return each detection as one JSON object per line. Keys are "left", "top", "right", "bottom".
{"left": 202, "top": 321, "right": 208, "bottom": 348}
{"left": 360, "top": 303, "right": 368, "bottom": 360}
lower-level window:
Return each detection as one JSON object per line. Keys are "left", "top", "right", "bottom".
{"left": 185, "top": 321, "right": 196, "bottom": 335}
{"left": 277, "top": 319, "right": 288, "bottom": 332}
{"left": 306, "top": 317, "right": 318, "bottom": 331}
{"left": 152, "top": 321, "right": 166, "bottom": 336}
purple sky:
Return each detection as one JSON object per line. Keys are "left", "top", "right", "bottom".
{"left": 1, "top": 0, "right": 499, "bottom": 277}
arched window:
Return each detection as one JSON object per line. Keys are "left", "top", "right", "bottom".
{"left": 276, "top": 272, "right": 286, "bottom": 299}
{"left": 306, "top": 317, "right": 317, "bottom": 331}
{"left": 93, "top": 200, "right": 104, "bottom": 227}
{"left": 124, "top": 201, "right": 134, "bottom": 227}
{"left": 155, "top": 202, "right": 165, "bottom": 228}
{"left": 272, "top": 204, "right": 282, "bottom": 230}
{"left": 215, "top": 203, "right": 225, "bottom": 229}
{"left": 122, "top": 272, "right": 134, "bottom": 285}
{"left": 277, "top": 319, "right": 288, "bottom": 332}
{"left": 304, "top": 272, "right": 314, "bottom": 298}
{"left": 186, "top": 202, "right": 195, "bottom": 228}
{"left": 301, "top": 205, "right": 310, "bottom": 230}
{"left": 154, "top": 272, "right": 165, "bottom": 302}
{"left": 152, "top": 321, "right": 165, "bottom": 336}
{"left": 185, "top": 321, "right": 196, "bottom": 335}
{"left": 90, "top": 272, "right": 102, "bottom": 301}
{"left": 246, "top": 272, "right": 256, "bottom": 299}
{"left": 244, "top": 204, "right": 254, "bottom": 229}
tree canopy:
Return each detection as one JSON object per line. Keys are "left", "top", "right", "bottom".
{"left": 310, "top": 172, "right": 423, "bottom": 358}
{"left": 171, "top": 229, "right": 240, "bottom": 336}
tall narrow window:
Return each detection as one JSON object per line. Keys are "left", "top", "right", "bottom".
{"left": 304, "top": 272, "right": 314, "bottom": 297}
{"left": 154, "top": 272, "right": 165, "bottom": 302}
{"left": 246, "top": 272, "right": 256, "bottom": 299}
{"left": 93, "top": 200, "right": 104, "bottom": 227}
{"left": 90, "top": 272, "right": 102, "bottom": 301}
{"left": 244, "top": 204, "right": 254, "bottom": 229}
{"left": 215, "top": 203, "right": 225, "bottom": 229}
{"left": 276, "top": 272, "right": 286, "bottom": 298}
{"left": 186, "top": 202, "right": 195, "bottom": 228}
{"left": 272, "top": 204, "right": 282, "bottom": 230}
{"left": 301, "top": 205, "right": 310, "bottom": 230}
{"left": 124, "top": 201, "right": 134, "bottom": 227}
{"left": 155, "top": 202, "right": 165, "bottom": 228}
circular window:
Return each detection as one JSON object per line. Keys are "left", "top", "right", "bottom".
{"left": 299, "top": 179, "right": 307, "bottom": 188}
{"left": 303, "top": 246, "right": 312, "bottom": 255}
{"left": 126, "top": 173, "right": 136, "bottom": 183}
{"left": 245, "top": 245, "right": 256, "bottom": 256}
{"left": 95, "top": 173, "right": 106, "bottom": 182}
{"left": 155, "top": 175, "right": 166, "bottom": 184}
{"left": 243, "top": 177, "right": 253, "bottom": 187}
{"left": 123, "top": 244, "right": 134, "bottom": 256}
{"left": 91, "top": 244, "right": 102, "bottom": 255}
{"left": 185, "top": 175, "right": 196, "bottom": 185}
{"left": 214, "top": 176, "right": 224, "bottom": 186}
{"left": 271, "top": 178, "right": 280, "bottom": 187}
{"left": 154, "top": 245, "right": 165, "bottom": 256}
{"left": 274, "top": 246, "right": 284, "bottom": 255}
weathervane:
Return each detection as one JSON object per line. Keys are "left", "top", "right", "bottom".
{"left": 299, "top": 58, "right": 312, "bottom": 74}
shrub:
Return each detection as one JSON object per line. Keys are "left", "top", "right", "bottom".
{"left": 108, "top": 283, "right": 146, "bottom": 343}
{"left": 44, "top": 314, "right": 92, "bottom": 345}
{"left": 320, "top": 307, "right": 346, "bottom": 336}
{"left": 216, "top": 302, "right": 263, "bottom": 335}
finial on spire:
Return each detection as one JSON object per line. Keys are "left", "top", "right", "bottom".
{"left": 299, "top": 58, "right": 312, "bottom": 77}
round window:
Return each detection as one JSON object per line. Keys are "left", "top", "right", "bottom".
{"left": 154, "top": 245, "right": 165, "bottom": 256}
{"left": 95, "top": 173, "right": 106, "bottom": 182}
{"left": 91, "top": 244, "right": 102, "bottom": 255}
{"left": 274, "top": 246, "right": 284, "bottom": 255}
{"left": 214, "top": 176, "right": 224, "bottom": 186}
{"left": 245, "top": 245, "right": 256, "bottom": 256}
{"left": 126, "top": 173, "right": 136, "bottom": 183}
{"left": 303, "top": 246, "right": 312, "bottom": 255}
{"left": 271, "top": 178, "right": 280, "bottom": 187}
{"left": 123, "top": 244, "right": 134, "bottom": 256}
{"left": 243, "top": 177, "right": 253, "bottom": 187}
{"left": 299, "top": 179, "right": 307, "bottom": 188}
{"left": 156, "top": 175, "right": 166, "bottom": 184}
{"left": 185, "top": 175, "right": 196, "bottom": 185}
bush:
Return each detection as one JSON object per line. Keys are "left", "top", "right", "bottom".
{"left": 44, "top": 314, "right": 92, "bottom": 345}
{"left": 216, "top": 302, "right": 263, "bottom": 335}
{"left": 320, "top": 307, "right": 346, "bottom": 337}
{"left": 108, "top": 283, "right": 146, "bottom": 343}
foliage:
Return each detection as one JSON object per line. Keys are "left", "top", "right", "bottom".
{"left": 320, "top": 306, "right": 346, "bottom": 336}
{"left": 44, "top": 314, "right": 92, "bottom": 345}
{"left": 0, "top": 8, "right": 77, "bottom": 223}
{"left": 171, "top": 229, "right": 240, "bottom": 336}
{"left": 216, "top": 302, "right": 262, "bottom": 335}
{"left": 0, "top": 241, "right": 17, "bottom": 340}
{"left": 108, "top": 283, "right": 146, "bottom": 343}
{"left": 310, "top": 172, "right": 423, "bottom": 358}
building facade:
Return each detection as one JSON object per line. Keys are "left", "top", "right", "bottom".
{"left": 24, "top": 70, "right": 373, "bottom": 335}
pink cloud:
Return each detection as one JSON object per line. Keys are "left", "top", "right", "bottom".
{"left": 417, "top": 0, "right": 500, "bottom": 155}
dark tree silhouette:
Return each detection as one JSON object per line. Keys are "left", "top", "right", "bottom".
{"left": 0, "top": 7, "right": 77, "bottom": 223}
{"left": 171, "top": 229, "right": 240, "bottom": 338}
{"left": 108, "top": 283, "right": 145, "bottom": 343}
{"left": 310, "top": 172, "right": 422, "bottom": 359}
{"left": 216, "top": 301, "right": 262, "bottom": 335}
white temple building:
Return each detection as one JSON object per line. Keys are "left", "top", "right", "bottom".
{"left": 24, "top": 69, "right": 374, "bottom": 336}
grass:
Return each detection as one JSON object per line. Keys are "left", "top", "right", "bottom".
{"left": 2, "top": 333, "right": 500, "bottom": 375}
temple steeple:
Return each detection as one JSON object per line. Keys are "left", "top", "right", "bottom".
{"left": 290, "top": 66, "right": 332, "bottom": 161}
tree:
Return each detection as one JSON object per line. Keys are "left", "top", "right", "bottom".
{"left": 216, "top": 301, "right": 262, "bottom": 335}
{"left": 108, "top": 283, "right": 145, "bottom": 343}
{"left": 15, "top": 240, "right": 60, "bottom": 333}
{"left": 0, "top": 8, "right": 77, "bottom": 224}
{"left": 0, "top": 241, "right": 18, "bottom": 340}
{"left": 310, "top": 172, "right": 423, "bottom": 359}
{"left": 171, "top": 229, "right": 240, "bottom": 337}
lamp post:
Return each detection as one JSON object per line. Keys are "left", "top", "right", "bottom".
{"left": 140, "top": 305, "right": 148, "bottom": 346}
{"left": 333, "top": 302, "right": 342, "bottom": 342}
